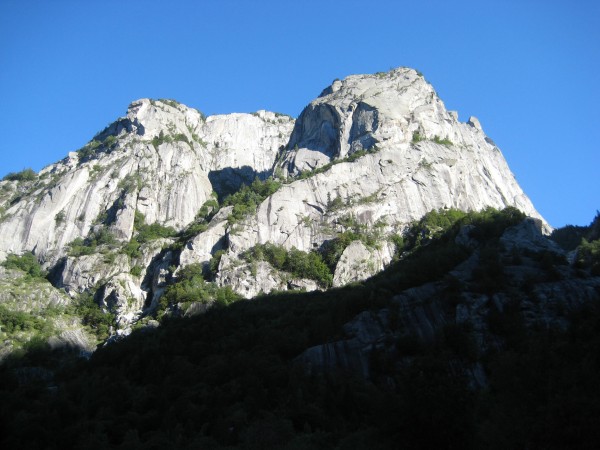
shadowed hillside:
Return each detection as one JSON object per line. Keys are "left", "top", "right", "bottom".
{"left": 1, "top": 208, "right": 599, "bottom": 449}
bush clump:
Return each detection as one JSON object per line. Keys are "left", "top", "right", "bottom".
{"left": 207, "top": 249, "right": 226, "bottom": 280}
{"left": 432, "top": 135, "right": 454, "bottom": 146}
{"left": 242, "top": 243, "right": 333, "bottom": 288}
{"left": 412, "top": 131, "right": 425, "bottom": 143}
{"left": 576, "top": 238, "right": 600, "bottom": 275}
{"left": 319, "top": 215, "right": 384, "bottom": 271}
{"left": 130, "top": 265, "right": 143, "bottom": 277}
{"left": 120, "top": 211, "right": 177, "bottom": 260}
{"left": 76, "top": 140, "right": 102, "bottom": 163}
{"left": 151, "top": 130, "right": 191, "bottom": 148}
{"left": 0, "top": 304, "right": 53, "bottom": 336}
{"left": 2, "top": 168, "right": 37, "bottom": 182}
{"left": 551, "top": 212, "right": 600, "bottom": 251}
{"left": 68, "top": 228, "right": 119, "bottom": 257}
{"left": 68, "top": 237, "right": 97, "bottom": 257}
{"left": 401, "top": 207, "right": 525, "bottom": 253}
{"left": 1, "top": 252, "right": 45, "bottom": 279}
{"left": 320, "top": 232, "right": 360, "bottom": 272}
{"left": 69, "top": 292, "right": 115, "bottom": 339}
{"left": 159, "top": 263, "right": 241, "bottom": 316}
{"left": 403, "top": 208, "right": 468, "bottom": 250}
{"left": 410, "top": 133, "right": 453, "bottom": 147}
{"left": 222, "top": 177, "right": 282, "bottom": 225}
{"left": 136, "top": 222, "right": 177, "bottom": 244}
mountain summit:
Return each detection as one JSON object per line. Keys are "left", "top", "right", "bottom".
{"left": 0, "top": 67, "right": 547, "bottom": 334}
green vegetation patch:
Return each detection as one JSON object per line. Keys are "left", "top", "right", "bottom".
{"left": 241, "top": 243, "right": 333, "bottom": 288}
{"left": 117, "top": 173, "right": 143, "bottom": 195}
{"left": 120, "top": 211, "right": 177, "bottom": 260}
{"left": 0, "top": 304, "right": 54, "bottom": 336}
{"left": 158, "top": 263, "right": 241, "bottom": 318}
{"left": 68, "top": 292, "right": 115, "bottom": 340}
{"left": 411, "top": 132, "right": 453, "bottom": 147}
{"left": 320, "top": 215, "right": 386, "bottom": 271}
{"left": 1, "top": 252, "right": 46, "bottom": 279}
{"left": 412, "top": 131, "right": 425, "bottom": 143}
{"left": 371, "top": 207, "right": 526, "bottom": 292}
{"left": 403, "top": 208, "right": 468, "bottom": 249}
{"left": 135, "top": 221, "right": 176, "bottom": 244}
{"left": 432, "top": 135, "right": 454, "bottom": 146}
{"left": 551, "top": 212, "right": 600, "bottom": 252}
{"left": 157, "top": 98, "right": 180, "bottom": 109}
{"left": 68, "top": 228, "right": 119, "bottom": 257}
{"left": 76, "top": 133, "right": 119, "bottom": 164}
{"left": 576, "top": 238, "right": 600, "bottom": 275}
{"left": 151, "top": 130, "right": 191, "bottom": 149}
{"left": 295, "top": 147, "right": 378, "bottom": 181}
{"left": 54, "top": 210, "right": 66, "bottom": 224}
{"left": 178, "top": 197, "right": 220, "bottom": 242}
{"left": 1, "top": 168, "right": 37, "bottom": 183}
{"left": 130, "top": 265, "right": 143, "bottom": 277}
{"left": 222, "top": 177, "right": 282, "bottom": 225}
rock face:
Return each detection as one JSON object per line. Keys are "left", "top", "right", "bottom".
{"left": 0, "top": 267, "right": 96, "bottom": 360}
{"left": 216, "top": 68, "right": 547, "bottom": 295}
{"left": 0, "top": 67, "right": 550, "bottom": 331}
{"left": 333, "top": 241, "right": 395, "bottom": 287}
{"left": 0, "top": 99, "right": 293, "bottom": 265}
{"left": 282, "top": 68, "right": 543, "bottom": 230}
{"left": 178, "top": 207, "right": 232, "bottom": 271}
{"left": 294, "top": 218, "right": 600, "bottom": 382}
{"left": 0, "top": 267, "right": 69, "bottom": 312}
{"left": 500, "top": 218, "right": 563, "bottom": 253}
{"left": 295, "top": 309, "right": 393, "bottom": 379}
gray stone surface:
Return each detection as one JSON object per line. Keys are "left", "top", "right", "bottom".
{"left": 0, "top": 68, "right": 553, "bottom": 328}
{"left": 0, "top": 99, "right": 293, "bottom": 266}
{"left": 333, "top": 240, "right": 394, "bottom": 287}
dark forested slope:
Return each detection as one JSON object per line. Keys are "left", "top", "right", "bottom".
{"left": 1, "top": 208, "right": 599, "bottom": 449}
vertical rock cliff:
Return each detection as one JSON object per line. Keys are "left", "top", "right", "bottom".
{"left": 0, "top": 67, "right": 548, "bottom": 331}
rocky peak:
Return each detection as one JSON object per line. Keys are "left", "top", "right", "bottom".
{"left": 123, "top": 98, "right": 205, "bottom": 140}
{"left": 282, "top": 67, "right": 462, "bottom": 174}
{"left": 467, "top": 116, "right": 483, "bottom": 131}
{"left": 89, "top": 98, "right": 204, "bottom": 145}
{"left": 0, "top": 67, "right": 552, "bottom": 335}
{"left": 0, "top": 98, "right": 293, "bottom": 264}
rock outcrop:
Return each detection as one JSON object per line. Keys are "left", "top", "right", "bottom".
{"left": 215, "top": 68, "right": 547, "bottom": 295}
{"left": 0, "top": 100, "right": 293, "bottom": 266}
{"left": 0, "top": 67, "right": 551, "bottom": 331}
{"left": 294, "top": 218, "right": 600, "bottom": 382}
{"left": 332, "top": 241, "right": 395, "bottom": 287}
{"left": 0, "top": 267, "right": 96, "bottom": 360}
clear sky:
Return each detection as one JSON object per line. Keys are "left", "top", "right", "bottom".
{"left": 0, "top": 0, "right": 598, "bottom": 228}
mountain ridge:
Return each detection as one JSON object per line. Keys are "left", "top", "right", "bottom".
{"left": 0, "top": 64, "right": 599, "bottom": 446}
{"left": 0, "top": 66, "right": 550, "bottom": 338}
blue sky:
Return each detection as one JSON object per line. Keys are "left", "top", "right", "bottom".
{"left": 0, "top": 0, "right": 598, "bottom": 228}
